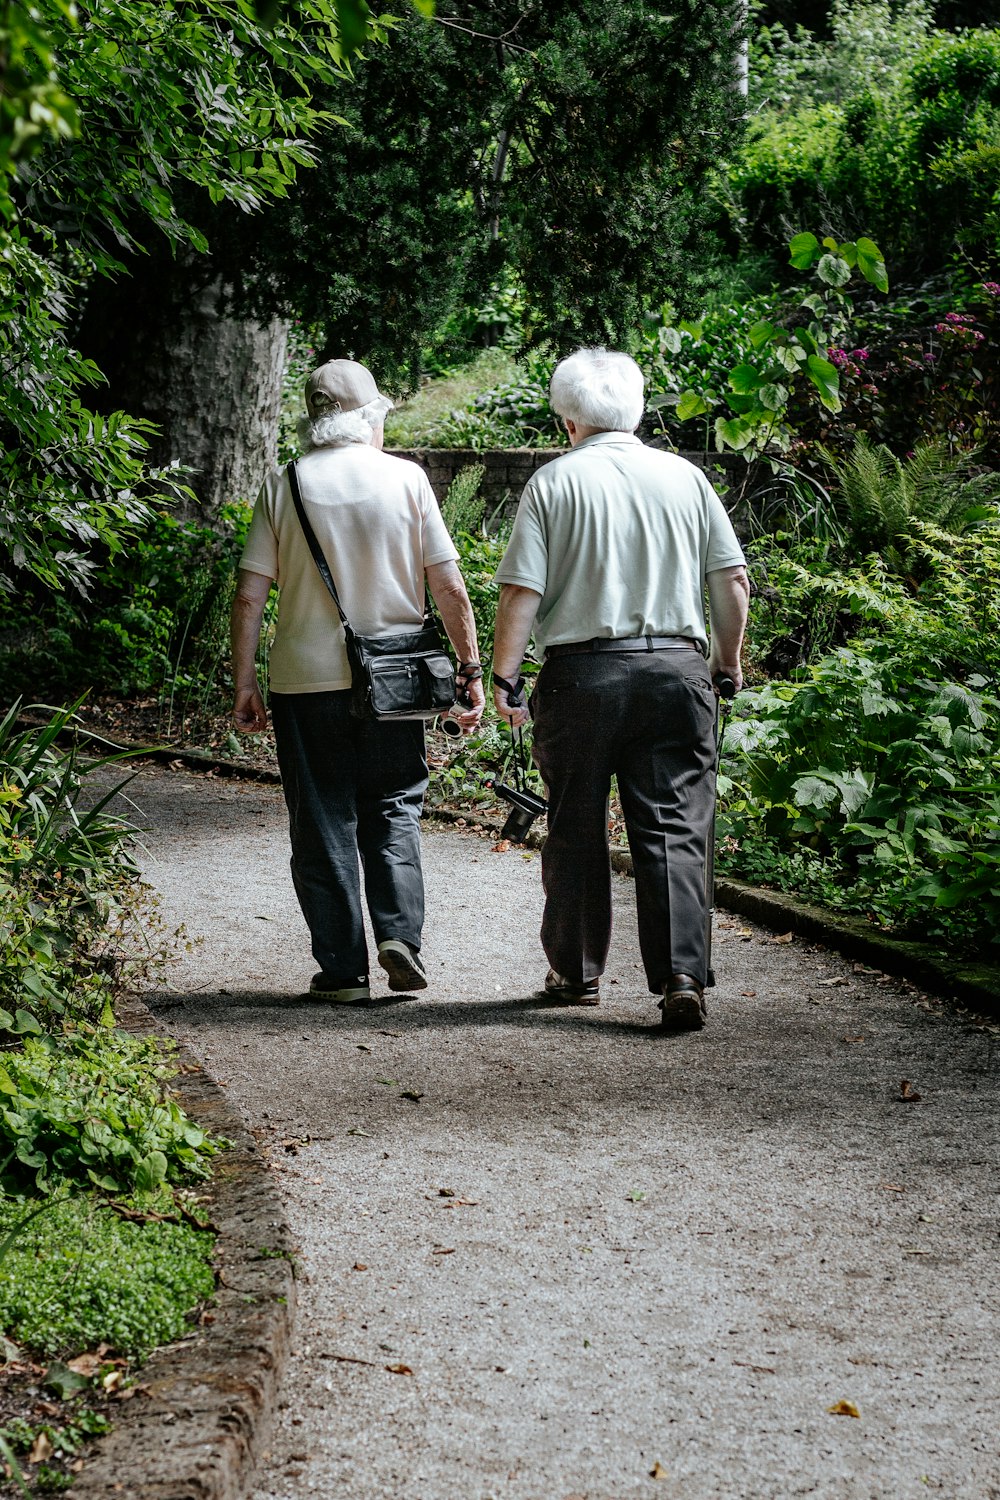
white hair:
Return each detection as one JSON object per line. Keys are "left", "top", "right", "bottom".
{"left": 298, "top": 395, "right": 394, "bottom": 450}
{"left": 549, "top": 347, "right": 645, "bottom": 432}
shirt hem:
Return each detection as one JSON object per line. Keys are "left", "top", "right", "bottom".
{"left": 269, "top": 679, "right": 353, "bottom": 694}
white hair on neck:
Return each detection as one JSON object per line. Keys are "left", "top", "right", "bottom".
{"left": 549, "top": 347, "right": 645, "bottom": 432}
{"left": 298, "top": 395, "right": 394, "bottom": 450}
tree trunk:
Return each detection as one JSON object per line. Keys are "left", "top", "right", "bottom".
{"left": 78, "top": 252, "right": 288, "bottom": 520}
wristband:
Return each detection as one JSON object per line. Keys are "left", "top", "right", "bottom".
{"left": 493, "top": 672, "right": 526, "bottom": 708}
{"left": 456, "top": 661, "right": 483, "bottom": 680}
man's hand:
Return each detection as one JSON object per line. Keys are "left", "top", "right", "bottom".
{"left": 493, "top": 584, "right": 541, "bottom": 728}
{"left": 493, "top": 676, "right": 529, "bottom": 728}
{"left": 707, "top": 655, "right": 743, "bottom": 696}
{"left": 233, "top": 685, "right": 268, "bottom": 733}
{"left": 450, "top": 676, "right": 486, "bottom": 733}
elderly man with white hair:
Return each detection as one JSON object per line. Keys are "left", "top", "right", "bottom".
{"left": 231, "top": 358, "right": 484, "bottom": 1004}
{"left": 492, "top": 347, "right": 748, "bottom": 1031}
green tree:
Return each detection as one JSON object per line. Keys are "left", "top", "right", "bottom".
{"left": 0, "top": 0, "right": 373, "bottom": 594}
{"left": 231, "top": 0, "right": 747, "bottom": 383}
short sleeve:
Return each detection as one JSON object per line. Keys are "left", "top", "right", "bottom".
{"left": 702, "top": 480, "right": 746, "bottom": 574}
{"left": 420, "top": 476, "right": 460, "bottom": 566}
{"left": 239, "top": 471, "right": 281, "bottom": 579}
{"left": 493, "top": 484, "right": 548, "bottom": 593}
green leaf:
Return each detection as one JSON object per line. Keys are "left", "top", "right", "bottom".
{"left": 135, "top": 1150, "right": 168, "bottom": 1192}
{"left": 44, "top": 1361, "right": 90, "bottom": 1399}
{"left": 788, "top": 232, "right": 820, "bottom": 270}
{"left": 792, "top": 775, "right": 839, "bottom": 811}
{"left": 0, "top": 1063, "right": 18, "bottom": 1096}
{"left": 676, "top": 390, "right": 710, "bottom": 422}
{"left": 715, "top": 415, "right": 755, "bottom": 452}
{"left": 12, "top": 1010, "right": 42, "bottom": 1036}
{"left": 805, "top": 355, "right": 842, "bottom": 412}
{"left": 334, "top": 0, "right": 371, "bottom": 54}
{"left": 0, "top": 1010, "right": 14, "bottom": 1031}
{"left": 817, "top": 253, "right": 852, "bottom": 288}
{"left": 748, "top": 319, "right": 778, "bottom": 351}
{"left": 758, "top": 383, "right": 788, "bottom": 411}
{"left": 792, "top": 325, "right": 820, "bottom": 357}
{"left": 728, "top": 363, "right": 761, "bottom": 395}
{"left": 661, "top": 326, "right": 683, "bottom": 354}
{"left": 856, "top": 236, "right": 889, "bottom": 292}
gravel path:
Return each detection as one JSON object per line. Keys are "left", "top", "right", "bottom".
{"left": 130, "top": 765, "right": 999, "bottom": 1500}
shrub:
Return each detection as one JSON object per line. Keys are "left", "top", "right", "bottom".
{"left": 0, "top": 1028, "right": 225, "bottom": 1197}
{"left": 0, "top": 505, "right": 252, "bottom": 722}
{"left": 734, "top": 24, "right": 1000, "bottom": 282}
{"left": 0, "top": 705, "right": 148, "bottom": 1027}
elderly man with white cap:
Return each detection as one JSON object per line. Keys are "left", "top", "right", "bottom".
{"left": 231, "top": 358, "right": 485, "bottom": 1003}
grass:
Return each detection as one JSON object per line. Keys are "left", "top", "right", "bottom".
{"left": 384, "top": 348, "right": 520, "bottom": 448}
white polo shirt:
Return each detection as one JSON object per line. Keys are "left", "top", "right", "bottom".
{"left": 494, "top": 432, "right": 745, "bottom": 656}
{"left": 239, "top": 444, "right": 458, "bottom": 693}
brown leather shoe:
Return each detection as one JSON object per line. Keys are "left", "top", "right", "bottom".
{"left": 539, "top": 969, "right": 600, "bottom": 1006}
{"left": 659, "top": 973, "right": 706, "bottom": 1031}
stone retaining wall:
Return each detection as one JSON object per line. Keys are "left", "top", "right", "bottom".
{"left": 386, "top": 446, "right": 744, "bottom": 524}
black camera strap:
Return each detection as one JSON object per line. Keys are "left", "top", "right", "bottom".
{"left": 510, "top": 723, "right": 531, "bottom": 792}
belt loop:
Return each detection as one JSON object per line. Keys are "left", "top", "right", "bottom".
{"left": 645, "top": 634, "right": 653, "bottom": 652}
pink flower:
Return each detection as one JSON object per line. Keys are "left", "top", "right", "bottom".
{"left": 981, "top": 282, "right": 1000, "bottom": 296}
{"left": 849, "top": 347, "right": 869, "bottom": 361}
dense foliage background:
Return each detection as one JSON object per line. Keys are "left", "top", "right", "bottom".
{"left": 0, "top": 2, "right": 998, "bottom": 1451}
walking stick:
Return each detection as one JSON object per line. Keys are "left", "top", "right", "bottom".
{"left": 705, "top": 674, "right": 736, "bottom": 988}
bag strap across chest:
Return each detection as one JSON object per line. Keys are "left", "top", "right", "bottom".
{"left": 286, "top": 460, "right": 353, "bottom": 632}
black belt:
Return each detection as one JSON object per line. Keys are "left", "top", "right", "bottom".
{"left": 545, "top": 635, "right": 698, "bottom": 659}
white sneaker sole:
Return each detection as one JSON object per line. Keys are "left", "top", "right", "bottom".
{"left": 309, "top": 984, "right": 371, "bottom": 1004}
{"left": 377, "top": 941, "right": 428, "bottom": 992}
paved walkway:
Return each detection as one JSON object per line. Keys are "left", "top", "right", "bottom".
{"left": 132, "top": 765, "right": 999, "bottom": 1500}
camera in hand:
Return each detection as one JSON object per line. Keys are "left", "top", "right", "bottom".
{"left": 495, "top": 781, "right": 548, "bottom": 843}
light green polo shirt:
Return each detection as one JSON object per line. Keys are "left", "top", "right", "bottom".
{"left": 494, "top": 432, "right": 746, "bottom": 656}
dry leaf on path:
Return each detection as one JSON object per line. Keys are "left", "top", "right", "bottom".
{"left": 400, "top": 1089, "right": 423, "bottom": 1102}
{"left": 769, "top": 932, "right": 794, "bottom": 944}
{"left": 352, "top": 1262, "right": 368, "bottom": 1272}
{"left": 650, "top": 1461, "right": 669, "bottom": 1479}
{"left": 28, "top": 1432, "right": 54, "bottom": 1464}
{"left": 385, "top": 1363, "right": 414, "bottom": 1376}
{"left": 898, "top": 1079, "right": 923, "bottom": 1102}
{"left": 492, "top": 840, "right": 511, "bottom": 853}
{"left": 828, "top": 1400, "right": 860, "bottom": 1417}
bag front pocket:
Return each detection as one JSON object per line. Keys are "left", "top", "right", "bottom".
{"left": 419, "top": 651, "right": 457, "bottom": 711}
{"left": 367, "top": 656, "right": 423, "bottom": 717}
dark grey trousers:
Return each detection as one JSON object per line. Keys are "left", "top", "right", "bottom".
{"left": 270, "top": 690, "right": 428, "bottom": 984}
{"left": 530, "top": 649, "right": 718, "bottom": 992}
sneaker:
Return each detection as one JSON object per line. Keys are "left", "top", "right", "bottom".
{"left": 538, "top": 969, "right": 600, "bottom": 1006}
{"left": 309, "top": 973, "right": 370, "bottom": 1004}
{"left": 659, "top": 974, "right": 706, "bottom": 1032}
{"left": 377, "top": 940, "right": 428, "bottom": 992}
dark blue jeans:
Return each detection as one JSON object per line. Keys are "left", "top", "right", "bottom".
{"left": 531, "top": 649, "right": 718, "bottom": 992}
{"left": 270, "top": 691, "right": 428, "bottom": 983}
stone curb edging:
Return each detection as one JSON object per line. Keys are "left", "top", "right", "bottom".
{"left": 68, "top": 996, "right": 296, "bottom": 1500}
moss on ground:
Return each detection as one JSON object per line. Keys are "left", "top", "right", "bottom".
{"left": 0, "top": 1193, "right": 215, "bottom": 1360}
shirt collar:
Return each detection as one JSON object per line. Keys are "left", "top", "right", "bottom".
{"left": 573, "top": 431, "right": 643, "bottom": 451}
